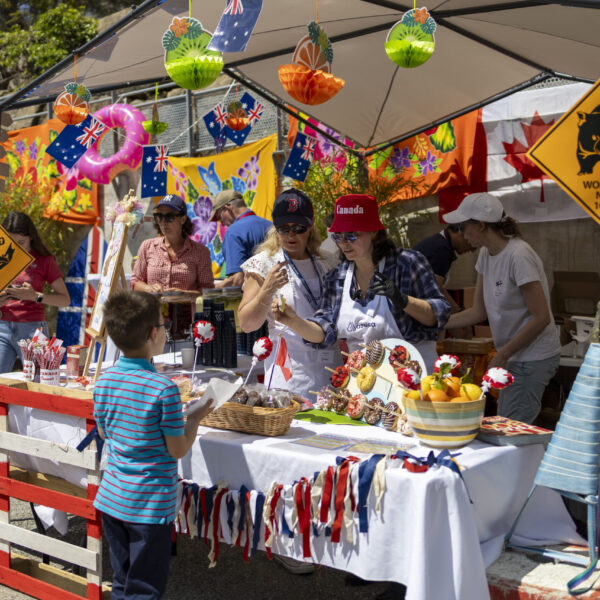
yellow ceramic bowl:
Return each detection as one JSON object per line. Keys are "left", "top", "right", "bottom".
{"left": 404, "top": 396, "right": 485, "bottom": 448}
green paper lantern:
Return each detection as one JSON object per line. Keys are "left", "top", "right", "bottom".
{"left": 163, "top": 17, "right": 223, "bottom": 90}
{"left": 385, "top": 8, "right": 437, "bottom": 69}
{"left": 142, "top": 120, "right": 169, "bottom": 135}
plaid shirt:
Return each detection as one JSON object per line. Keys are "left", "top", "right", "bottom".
{"left": 131, "top": 237, "right": 214, "bottom": 292}
{"left": 307, "top": 247, "right": 450, "bottom": 347}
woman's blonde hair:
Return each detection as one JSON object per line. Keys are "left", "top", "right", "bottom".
{"left": 255, "top": 225, "right": 323, "bottom": 257}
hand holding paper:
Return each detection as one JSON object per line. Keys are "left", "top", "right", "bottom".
{"left": 182, "top": 377, "right": 243, "bottom": 418}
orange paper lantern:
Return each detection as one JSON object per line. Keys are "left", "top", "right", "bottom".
{"left": 226, "top": 101, "right": 250, "bottom": 131}
{"left": 278, "top": 64, "right": 345, "bottom": 106}
{"left": 53, "top": 83, "right": 90, "bottom": 125}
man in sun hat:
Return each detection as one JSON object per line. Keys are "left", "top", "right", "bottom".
{"left": 210, "top": 189, "right": 271, "bottom": 288}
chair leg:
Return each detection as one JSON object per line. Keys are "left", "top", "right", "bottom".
{"left": 587, "top": 500, "right": 597, "bottom": 565}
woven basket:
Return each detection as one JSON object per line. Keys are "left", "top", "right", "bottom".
{"left": 199, "top": 399, "right": 300, "bottom": 436}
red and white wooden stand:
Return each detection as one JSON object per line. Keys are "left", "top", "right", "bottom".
{"left": 0, "top": 378, "right": 105, "bottom": 599}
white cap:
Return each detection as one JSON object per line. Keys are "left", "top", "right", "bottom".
{"left": 443, "top": 193, "right": 504, "bottom": 224}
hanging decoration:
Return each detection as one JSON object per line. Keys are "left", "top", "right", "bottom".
{"left": 282, "top": 131, "right": 317, "bottom": 181}
{"left": 53, "top": 82, "right": 91, "bottom": 126}
{"left": 143, "top": 84, "right": 169, "bottom": 136}
{"left": 141, "top": 144, "right": 170, "bottom": 198}
{"left": 278, "top": 21, "right": 345, "bottom": 106}
{"left": 385, "top": 7, "right": 437, "bottom": 69}
{"left": 208, "top": 0, "right": 264, "bottom": 53}
{"left": 163, "top": 16, "right": 223, "bottom": 90}
{"left": 203, "top": 91, "right": 264, "bottom": 148}
{"left": 77, "top": 104, "right": 150, "bottom": 185}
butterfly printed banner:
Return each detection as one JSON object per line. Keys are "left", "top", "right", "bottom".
{"left": 166, "top": 134, "right": 277, "bottom": 278}
{"left": 203, "top": 92, "right": 264, "bottom": 148}
{"left": 208, "top": 0, "right": 263, "bottom": 53}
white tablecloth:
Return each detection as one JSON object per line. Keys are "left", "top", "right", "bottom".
{"left": 179, "top": 421, "right": 583, "bottom": 600}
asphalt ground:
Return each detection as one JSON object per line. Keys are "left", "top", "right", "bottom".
{"left": 2, "top": 499, "right": 390, "bottom": 600}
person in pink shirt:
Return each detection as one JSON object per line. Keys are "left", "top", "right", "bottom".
{"left": 0, "top": 212, "right": 70, "bottom": 373}
{"left": 131, "top": 194, "right": 214, "bottom": 338}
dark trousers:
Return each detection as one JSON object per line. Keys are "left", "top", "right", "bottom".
{"left": 101, "top": 512, "right": 173, "bottom": 600}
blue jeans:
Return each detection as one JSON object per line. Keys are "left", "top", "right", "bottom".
{"left": 498, "top": 353, "right": 560, "bottom": 424}
{"left": 0, "top": 320, "right": 48, "bottom": 374}
{"left": 101, "top": 513, "right": 173, "bottom": 600}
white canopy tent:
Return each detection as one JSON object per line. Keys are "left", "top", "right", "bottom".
{"left": 1, "top": 0, "right": 598, "bottom": 152}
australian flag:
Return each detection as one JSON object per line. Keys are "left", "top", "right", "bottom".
{"left": 208, "top": 0, "right": 263, "bottom": 53}
{"left": 282, "top": 132, "right": 317, "bottom": 181}
{"left": 141, "top": 144, "right": 170, "bottom": 198}
{"left": 203, "top": 92, "right": 264, "bottom": 148}
{"left": 45, "top": 114, "right": 106, "bottom": 168}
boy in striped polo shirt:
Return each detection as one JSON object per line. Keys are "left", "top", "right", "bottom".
{"left": 93, "top": 290, "right": 213, "bottom": 599}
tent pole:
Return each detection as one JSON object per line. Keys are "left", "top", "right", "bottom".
{"left": 0, "top": 0, "right": 163, "bottom": 111}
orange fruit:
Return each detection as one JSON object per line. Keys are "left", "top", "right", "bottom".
{"left": 292, "top": 35, "right": 331, "bottom": 72}
{"left": 445, "top": 377, "right": 462, "bottom": 398}
{"left": 450, "top": 396, "right": 470, "bottom": 403}
{"left": 426, "top": 388, "right": 449, "bottom": 402}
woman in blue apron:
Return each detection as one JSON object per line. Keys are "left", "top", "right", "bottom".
{"left": 238, "top": 189, "right": 340, "bottom": 399}
{"left": 272, "top": 194, "right": 451, "bottom": 374}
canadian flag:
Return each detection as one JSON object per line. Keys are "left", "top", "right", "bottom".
{"left": 274, "top": 337, "right": 292, "bottom": 382}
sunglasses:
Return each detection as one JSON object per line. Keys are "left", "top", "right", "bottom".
{"left": 331, "top": 232, "right": 359, "bottom": 244}
{"left": 154, "top": 213, "right": 181, "bottom": 223}
{"left": 276, "top": 224, "right": 309, "bottom": 235}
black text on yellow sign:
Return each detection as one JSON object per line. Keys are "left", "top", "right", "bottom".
{"left": 0, "top": 224, "right": 33, "bottom": 293}
{"left": 527, "top": 78, "right": 600, "bottom": 225}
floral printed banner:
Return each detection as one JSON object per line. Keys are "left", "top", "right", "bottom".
{"left": 167, "top": 134, "right": 277, "bottom": 277}
{"left": 0, "top": 119, "right": 99, "bottom": 224}
{"left": 288, "top": 111, "right": 481, "bottom": 204}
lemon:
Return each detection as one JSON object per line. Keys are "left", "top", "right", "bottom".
{"left": 405, "top": 390, "right": 420, "bottom": 400}
{"left": 420, "top": 374, "right": 437, "bottom": 395}
{"left": 460, "top": 383, "right": 482, "bottom": 401}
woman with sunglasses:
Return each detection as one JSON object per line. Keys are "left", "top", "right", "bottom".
{"left": 238, "top": 189, "right": 341, "bottom": 399}
{"left": 271, "top": 194, "right": 450, "bottom": 373}
{"left": 443, "top": 193, "right": 560, "bottom": 424}
{"left": 131, "top": 194, "right": 214, "bottom": 337}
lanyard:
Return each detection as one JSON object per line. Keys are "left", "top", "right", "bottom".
{"left": 282, "top": 250, "right": 323, "bottom": 311}
{"left": 236, "top": 210, "right": 255, "bottom": 221}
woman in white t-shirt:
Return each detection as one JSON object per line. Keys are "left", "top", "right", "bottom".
{"left": 238, "top": 189, "right": 340, "bottom": 399}
{"left": 443, "top": 193, "right": 560, "bottom": 424}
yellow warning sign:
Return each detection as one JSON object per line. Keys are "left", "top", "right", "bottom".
{"left": 528, "top": 78, "right": 600, "bottom": 226}
{"left": 0, "top": 225, "right": 33, "bottom": 293}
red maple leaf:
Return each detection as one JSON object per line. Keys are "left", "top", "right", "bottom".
{"left": 502, "top": 112, "right": 555, "bottom": 198}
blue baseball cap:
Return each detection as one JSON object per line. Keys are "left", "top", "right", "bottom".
{"left": 156, "top": 194, "right": 186, "bottom": 213}
{"left": 272, "top": 188, "right": 314, "bottom": 227}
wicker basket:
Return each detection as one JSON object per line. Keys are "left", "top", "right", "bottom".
{"left": 199, "top": 399, "right": 300, "bottom": 436}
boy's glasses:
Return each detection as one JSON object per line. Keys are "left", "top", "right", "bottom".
{"left": 276, "top": 224, "right": 308, "bottom": 235}
{"left": 331, "top": 232, "right": 359, "bottom": 244}
{"left": 154, "top": 213, "right": 179, "bottom": 223}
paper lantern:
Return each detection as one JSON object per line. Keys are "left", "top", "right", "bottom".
{"left": 279, "top": 21, "right": 345, "bottom": 106}
{"left": 162, "top": 16, "right": 223, "bottom": 90}
{"left": 142, "top": 103, "right": 169, "bottom": 136}
{"left": 385, "top": 7, "right": 437, "bottom": 69}
{"left": 226, "top": 101, "right": 249, "bottom": 131}
{"left": 53, "top": 83, "right": 90, "bottom": 125}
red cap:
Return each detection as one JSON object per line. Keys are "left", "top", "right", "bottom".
{"left": 328, "top": 194, "right": 385, "bottom": 232}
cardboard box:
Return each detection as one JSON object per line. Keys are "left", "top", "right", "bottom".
{"left": 440, "top": 337, "right": 495, "bottom": 355}
{"left": 552, "top": 271, "right": 600, "bottom": 317}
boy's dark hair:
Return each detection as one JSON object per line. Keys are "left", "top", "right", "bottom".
{"left": 104, "top": 290, "right": 161, "bottom": 353}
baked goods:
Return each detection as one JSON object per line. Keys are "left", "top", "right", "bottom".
{"left": 405, "top": 360, "right": 422, "bottom": 377}
{"left": 246, "top": 390, "right": 262, "bottom": 407}
{"left": 356, "top": 366, "right": 376, "bottom": 393}
{"left": 172, "top": 375, "right": 192, "bottom": 398}
{"left": 365, "top": 340, "right": 384, "bottom": 367}
{"left": 381, "top": 401, "right": 399, "bottom": 429}
{"left": 315, "top": 387, "right": 334, "bottom": 410}
{"left": 331, "top": 390, "right": 350, "bottom": 414}
{"left": 232, "top": 388, "right": 249, "bottom": 404}
{"left": 363, "top": 397, "right": 384, "bottom": 425}
{"left": 345, "top": 350, "right": 366, "bottom": 370}
{"left": 330, "top": 365, "right": 350, "bottom": 388}
{"left": 389, "top": 344, "right": 409, "bottom": 368}
{"left": 347, "top": 394, "right": 367, "bottom": 419}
